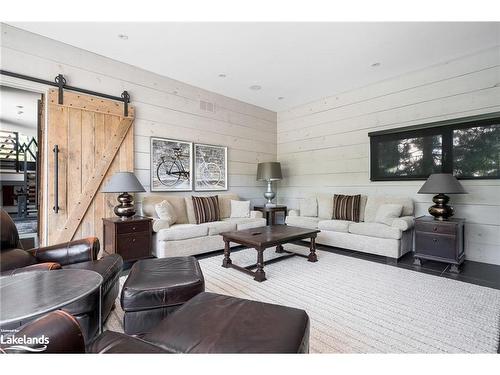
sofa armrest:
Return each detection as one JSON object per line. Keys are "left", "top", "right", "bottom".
{"left": 28, "top": 237, "right": 99, "bottom": 266}
{"left": 288, "top": 209, "right": 300, "bottom": 217}
{"left": 250, "top": 210, "right": 263, "bottom": 219}
{"left": 152, "top": 218, "right": 171, "bottom": 233}
{"left": 391, "top": 216, "right": 415, "bottom": 231}
{"left": 1, "top": 262, "right": 62, "bottom": 276}
{"left": 0, "top": 310, "right": 85, "bottom": 353}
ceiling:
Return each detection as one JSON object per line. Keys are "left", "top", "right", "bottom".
{"left": 0, "top": 85, "right": 40, "bottom": 137}
{"left": 9, "top": 22, "right": 500, "bottom": 112}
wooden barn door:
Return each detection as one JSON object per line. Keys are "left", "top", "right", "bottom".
{"left": 46, "top": 89, "right": 134, "bottom": 248}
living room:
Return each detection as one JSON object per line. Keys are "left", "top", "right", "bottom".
{"left": 1, "top": 0, "right": 499, "bottom": 373}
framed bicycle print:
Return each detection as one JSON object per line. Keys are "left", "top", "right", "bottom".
{"left": 194, "top": 143, "right": 228, "bottom": 191}
{"left": 150, "top": 137, "right": 193, "bottom": 192}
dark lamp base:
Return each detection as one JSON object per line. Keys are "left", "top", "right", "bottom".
{"left": 428, "top": 193, "right": 454, "bottom": 221}
{"left": 113, "top": 192, "right": 136, "bottom": 219}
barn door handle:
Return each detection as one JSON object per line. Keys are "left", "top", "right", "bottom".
{"left": 53, "top": 145, "right": 59, "bottom": 213}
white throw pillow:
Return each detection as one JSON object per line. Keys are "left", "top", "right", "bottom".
{"left": 299, "top": 197, "right": 318, "bottom": 217}
{"left": 230, "top": 200, "right": 251, "bottom": 218}
{"left": 155, "top": 200, "right": 177, "bottom": 226}
{"left": 375, "top": 204, "right": 403, "bottom": 226}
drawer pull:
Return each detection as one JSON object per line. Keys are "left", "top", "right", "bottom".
{"left": 132, "top": 238, "right": 136, "bottom": 242}
{"left": 433, "top": 238, "right": 438, "bottom": 243}
{"left": 433, "top": 227, "right": 438, "bottom": 232}
{"left": 132, "top": 226, "right": 136, "bottom": 231}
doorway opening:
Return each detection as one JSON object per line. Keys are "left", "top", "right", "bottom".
{"left": 0, "top": 85, "right": 44, "bottom": 248}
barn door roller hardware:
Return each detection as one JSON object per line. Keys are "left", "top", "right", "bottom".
{"left": 0, "top": 70, "right": 131, "bottom": 116}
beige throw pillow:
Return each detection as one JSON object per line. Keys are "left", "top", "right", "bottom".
{"left": 230, "top": 200, "right": 250, "bottom": 218}
{"left": 299, "top": 197, "right": 318, "bottom": 217}
{"left": 154, "top": 200, "right": 177, "bottom": 226}
{"left": 374, "top": 204, "right": 403, "bottom": 226}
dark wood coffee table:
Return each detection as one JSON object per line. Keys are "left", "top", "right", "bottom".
{"left": 220, "top": 225, "right": 320, "bottom": 282}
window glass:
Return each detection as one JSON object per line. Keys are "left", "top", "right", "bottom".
{"left": 453, "top": 124, "right": 500, "bottom": 178}
{"left": 374, "top": 135, "right": 442, "bottom": 179}
{"left": 369, "top": 115, "right": 500, "bottom": 181}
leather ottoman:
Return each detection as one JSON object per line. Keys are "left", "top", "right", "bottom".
{"left": 91, "top": 292, "right": 310, "bottom": 353}
{"left": 120, "top": 256, "right": 205, "bottom": 335}
{"left": 141, "top": 292, "right": 310, "bottom": 353}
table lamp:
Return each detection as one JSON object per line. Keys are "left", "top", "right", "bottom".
{"left": 101, "top": 172, "right": 146, "bottom": 219}
{"left": 256, "top": 162, "right": 282, "bottom": 207}
{"left": 417, "top": 173, "right": 467, "bottom": 220}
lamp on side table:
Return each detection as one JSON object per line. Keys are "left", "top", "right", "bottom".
{"left": 101, "top": 172, "right": 145, "bottom": 219}
{"left": 256, "top": 162, "right": 282, "bottom": 207}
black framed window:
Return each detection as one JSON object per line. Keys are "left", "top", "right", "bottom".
{"left": 369, "top": 113, "right": 500, "bottom": 181}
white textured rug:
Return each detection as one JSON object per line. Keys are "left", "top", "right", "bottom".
{"left": 106, "top": 245, "right": 500, "bottom": 353}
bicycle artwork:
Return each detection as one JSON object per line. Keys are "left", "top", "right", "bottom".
{"left": 194, "top": 143, "right": 228, "bottom": 191}
{"left": 150, "top": 137, "right": 193, "bottom": 191}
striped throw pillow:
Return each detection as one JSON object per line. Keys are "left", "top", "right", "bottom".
{"left": 192, "top": 196, "right": 220, "bottom": 224}
{"left": 332, "top": 194, "right": 361, "bottom": 222}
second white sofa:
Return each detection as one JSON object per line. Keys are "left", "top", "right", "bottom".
{"left": 285, "top": 194, "right": 415, "bottom": 259}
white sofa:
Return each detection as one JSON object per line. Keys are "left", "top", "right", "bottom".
{"left": 142, "top": 194, "right": 266, "bottom": 258}
{"left": 285, "top": 195, "right": 415, "bottom": 259}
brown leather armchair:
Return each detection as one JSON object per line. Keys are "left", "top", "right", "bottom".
{"left": 0, "top": 209, "right": 123, "bottom": 342}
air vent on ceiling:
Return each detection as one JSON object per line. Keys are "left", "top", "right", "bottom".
{"left": 200, "top": 100, "right": 215, "bottom": 113}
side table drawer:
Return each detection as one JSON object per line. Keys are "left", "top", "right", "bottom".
{"left": 415, "top": 232, "right": 456, "bottom": 259}
{"left": 117, "top": 220, "right": 150, "bottom": 234}
{"left": 117, "top": 232, "right": 151, "bottom": 260}
{"left": 415, "top": 221, "right": 456, "bottom": 235}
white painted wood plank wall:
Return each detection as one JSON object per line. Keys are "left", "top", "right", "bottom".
{"left": 0, "top": 24, "right": 277, "bottom": 208}
{"left": 277, "top": 46, "right": 500, "bottom": 265}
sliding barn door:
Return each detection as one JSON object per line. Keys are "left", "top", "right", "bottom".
{"left": 46, "top": 89, "right": 134, "bottom": 248}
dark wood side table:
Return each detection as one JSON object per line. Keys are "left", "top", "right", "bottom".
{"left": 253, "top": 205, "right": 287, "bottom": 226}
{"left": 414, "top": 216, "right": 465, "bottom": 273}
{"left": 102, "top": 216, "right": 153, "bottom": 262}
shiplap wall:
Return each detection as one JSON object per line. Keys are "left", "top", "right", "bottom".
{"left": 277, "top": 46, "right": 500, "bottom": 265}
{"left": 0, "top": 24, "right": 276, "bottom": 209}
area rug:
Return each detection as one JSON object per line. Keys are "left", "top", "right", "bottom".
{"left": 105, "top": 245, "right": 500, "bottom": 353}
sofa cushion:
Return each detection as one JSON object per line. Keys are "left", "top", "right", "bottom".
{"left": 317, "top": 194, "right": 333, "bottom": 219}
{"left": 364, "top": 196, "right": 414, "bottom": 223}
{"left": 317, "top": 194, "right": 368, "bottom": 221}
{"left": 317, "top": 219, "right": 350, "bottom": 233}
{"left": 230, "top": 200, "right": 250, "bottom": 218}
{"left": 155, "top": 200, "right": 177, "bottom": 226}
{"left": 156, "top": 224, "right": 209, "bottom": 241}
{"left": 375, "top": 204, "right": 403, "bottom": 226}
{"left": 192, "top": 196, "right": 221, "bottom": 224}
{"left": 299, "top": 197, "right": 318, "bottom": 217}
{"left": 184, "top": 197, "right": 197, "bottom": 224}
{"left": 332, "top": 194, "right": 361, "bottom": 222}
{"left": 223, "top": 217, "right": 266, "bottom": 231}
{"left": 358, "top": 195, "right": 368, "bottom": 222}
{"left": 142, "top": 195, "right": 189, "bottom": 224}
{"left": 348, "top": 222, "right": 402, "bottom": 240}
{"left": 218, "top": 194, "right": 240, "bottom": 219}
{"left": 285, "top": 216, "right": 320, "bottom": 230}
{"left": 199, "top": 221, "right": 237, "bottom": 235}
